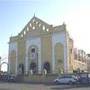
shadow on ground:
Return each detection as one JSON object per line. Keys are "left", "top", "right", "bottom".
{"left": 51, "top": 84, "right": 90, "bottom": 90}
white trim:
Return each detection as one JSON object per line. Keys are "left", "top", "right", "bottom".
{"left": 25, "top": 46, "right": 29, "bottom": 75}
{"left": 25, "top": 37, "right": 41, "bottom": 74}
{"left": 9, "top": 42, "right": 18, "bottom": 75}
{"left": 8, "top": 54, "right": 10, "bottom": 74}
{"left": 38, "top": 48, "right": 41, "bottom": 74}
{"left": 52, "top": 45, "right": 55, "bottom": 73}
{"left": 15, "top": 47, "right": 18, "bottom": 75}
{"left": 52, "top": 31, "right": 68, "bottom": 73}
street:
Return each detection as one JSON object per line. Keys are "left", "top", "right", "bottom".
{"left": 0, "top": 82, "right": 90, "bottom": 90}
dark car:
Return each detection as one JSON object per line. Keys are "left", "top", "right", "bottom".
{"left": 7, "top": 75, "right": 16, "bottom": 82}
{"left": 76, "top": 73, "right": 90, "bottom": 84}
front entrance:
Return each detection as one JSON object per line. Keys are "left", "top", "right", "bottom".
{"left": 28, "top": 46, "right": 38, "bottom": 74}
{"left": 18, "top": 64, "right": 24, "bottom": 75}
{"left": 30, "top": 62, "right": 37, "bottom": 74}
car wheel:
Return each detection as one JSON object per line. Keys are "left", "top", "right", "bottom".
{"left": 69, "top": 81, "right": 73, "bottom": 85}
{"left": 55, "top": 81, "right": 59, "bottom": 84}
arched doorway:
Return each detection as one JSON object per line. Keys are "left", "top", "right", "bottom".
{"left": 30, "top": 62, "right": 37, "bottom": 74}
{"left": 54, "top": 43, "right": 64, "bottom": 74}
{"left": 28, "top": 45, "right": 38, "bottom": 74}
{"left": 43, "top": 62, "right": 50, "bottom": 73}
{"left": 9, "top": 50, "right": 16, "bottom": 74}
{"left": 18, "top": 64, "right": 24, "bottom": 75}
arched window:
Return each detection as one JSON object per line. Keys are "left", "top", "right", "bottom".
{"left": 54, "top": 43, "right": 64, "bottom": 73}
{"left": 28, "top": 45, "right": 38, "bottom": 74}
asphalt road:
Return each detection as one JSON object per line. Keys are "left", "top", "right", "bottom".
{"left": 0, "top": 82, "right": 90, "bottom": 90}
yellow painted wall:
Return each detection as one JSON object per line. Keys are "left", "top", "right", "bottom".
{"left": 9, "top": 50, "right": 16, "bottom": 74}
{"left": 41, "top": 34, "right": 52, "bottom": 67}
{"left": 68, "top": 38, "right": 74, "bottom": 73}
{"left": 54, "top": 43, "right": 64, "bottom": 73}
{"left": 17, "top": 38, "right": 26, "bottom": 65}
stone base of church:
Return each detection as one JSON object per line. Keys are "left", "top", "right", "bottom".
{"left": 23, "top": 74, "right": 58, "bottom": 83}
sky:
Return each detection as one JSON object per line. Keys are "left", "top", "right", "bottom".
{"left": 0, "top": 0, "right": 90, "bottom": 68}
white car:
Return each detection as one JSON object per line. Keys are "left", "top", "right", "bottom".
{"left": 54, "top": 75, "right": 78, "bottom": 84}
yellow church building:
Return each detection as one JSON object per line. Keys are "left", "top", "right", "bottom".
{"left": 8, "top": 16, "right": 74, "bottom": 75}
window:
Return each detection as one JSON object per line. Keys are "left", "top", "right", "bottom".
{"left": 27, "top": 27, "right": 29, "bottom": 31}
{"left": 39, "top": 23, "right": 41, "bottom": 27}
{"left": 43, "top": 25, "right": 45, "bottom": 30}
{"left": 46, "top": 28, "right": 49, "bottom": 32}
{"left": 32, "top": 26, "right": 35, "bottom": 30}
{"left": 21, "top": 34, "right": 23, "bottom": 37}
{"left": 74, "top": 54, "right": 77, "bottom": 60}
{"left": 30, "top": 23, "right": 32, "bottom": 27}
{"left": 24, "top": 31, "right": 26, "bottom": 35}
{"left": 36, "top": 21, "right": 38, "bottom": 24}
{"left": 31, "top": 48, "right": 35, "bottom": 53}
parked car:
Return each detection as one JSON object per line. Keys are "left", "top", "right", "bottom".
{"left": 76, "top": 73, "right": 90, "bottom": 84}
{"left": 0, "top": 72, "right": 9, "bottom": 81}
{"left": 0, "top": 74, "right": 17, "bottom": 82}
{"left": 7, "top": 75, "right": 16, "bottom": 82}
{"left": 53, "top": 75, "right": 78, "bottom": 84}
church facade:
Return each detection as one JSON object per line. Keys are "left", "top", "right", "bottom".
{"left": 8, "top": 16, "right": 74, "bottom": 75}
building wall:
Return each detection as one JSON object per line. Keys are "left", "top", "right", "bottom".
{"left": 73, "top": 49, "right": 87, "bottom": 72}
{"left": 41, "top": 34, "right": 52, "bottom": 72}
{"left": 68, "top": 38, "right": 74, "bottom": 73}
{"left": 54, "top": 42, "right": 64, "bottom": 73}
{"left": 87, "top": 56, "right": 90, "bottom": 72}
{"left": 8, "top": 16, "right": 74, "bottom": 75}
{"left": 8, "top": 41, "right": 18, "bottom": 74}
{"left": 73, "top": 60, "right": 87, "bottom": 72}
{"left": 17, "top": 37, "right": 26, "bottom": 69}
{"left": 52, "top": 31, "right": 69, "bottom": 73}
